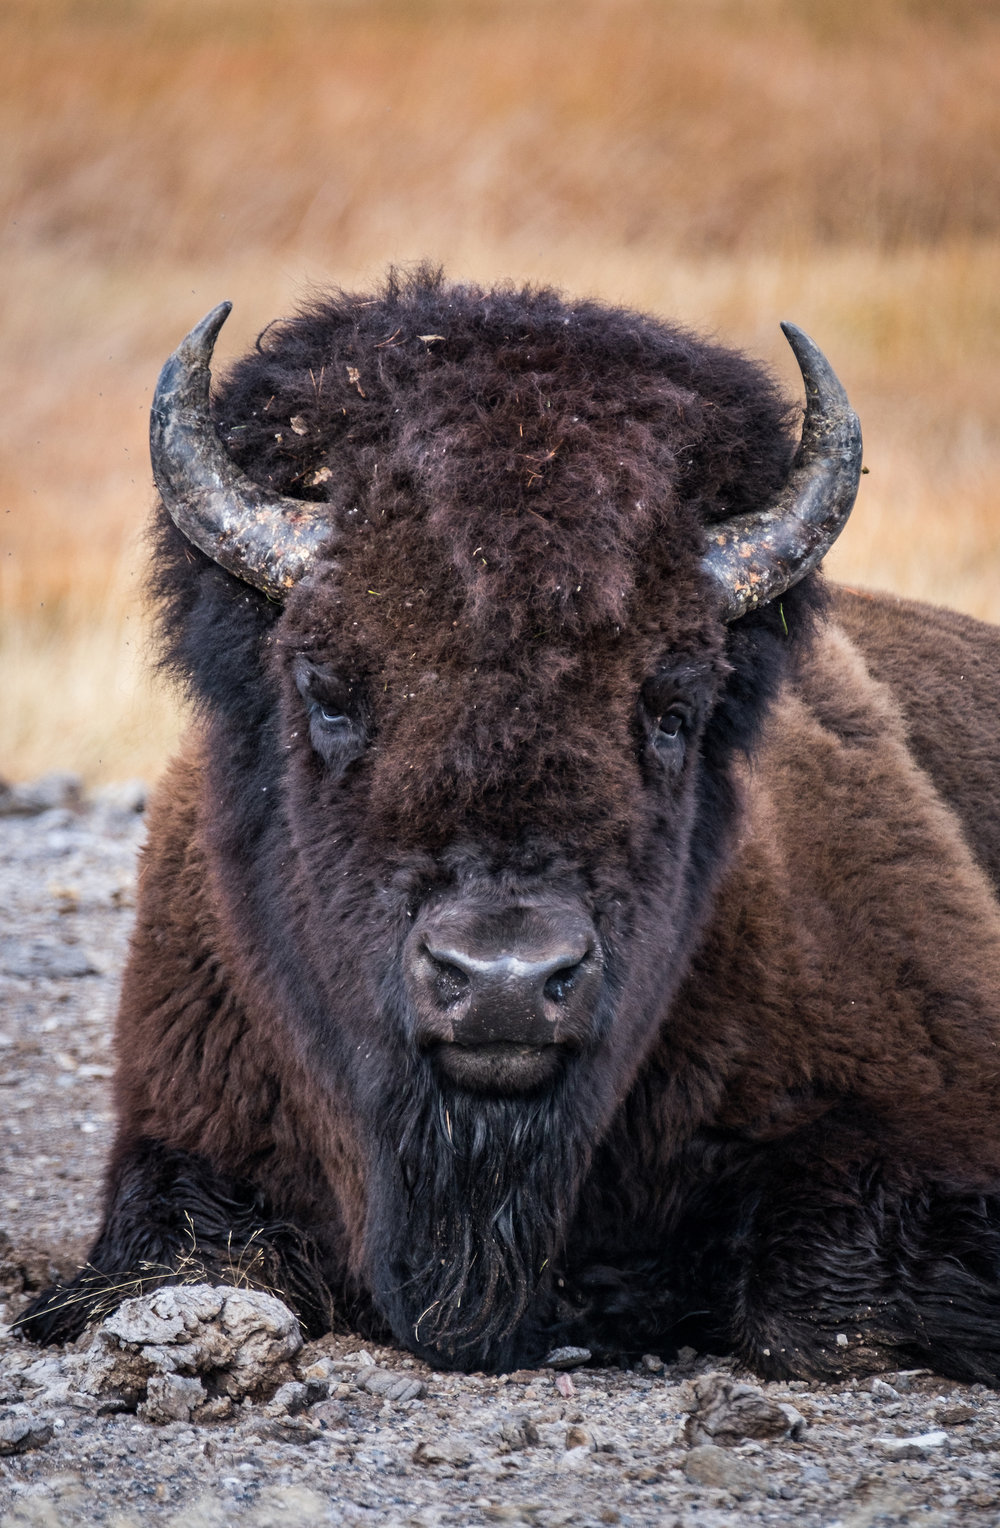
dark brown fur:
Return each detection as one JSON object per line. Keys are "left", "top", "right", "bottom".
{"left": 22, "top": 272, "right": 1000, "bottom": 1381}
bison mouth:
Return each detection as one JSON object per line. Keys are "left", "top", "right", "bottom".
{"left": 429, "top": 1038, "right": 573, "bottom": 1094}
{"left": 404, "top": 894, "right": 604, "bottom": 1100}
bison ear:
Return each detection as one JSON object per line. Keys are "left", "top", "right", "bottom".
{"left": 701, "top": 324, "right": 863, "bottom": 622}
{"left": 149, "top": 303, "right": 340, "bottom": 600}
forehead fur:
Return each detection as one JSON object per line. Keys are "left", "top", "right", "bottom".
{"left": 216, "top": 267, "right": 796, "bottom": 657}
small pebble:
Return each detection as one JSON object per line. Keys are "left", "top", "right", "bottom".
{"left": 358, "top": 1367, "right": 426, "bottom": 1403}
{"left": 683, "top": 1443, "right": 768, "bottom": 1499}
{"left": 544, "top": 1346, "right": 592, "bottom": 1370}
{"left": 0, "top": 1415, "right": 54, "bottom": 1456}
{"left": 412, "top": 1437, "right": 475, "bottom": 1467}
{"left": 934, "top": 1402, "right": 976, "bottom": 1425}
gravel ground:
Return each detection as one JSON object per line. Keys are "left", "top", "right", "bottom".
{"left": 1, "top": 776, "right": 999, "bottom": 1527}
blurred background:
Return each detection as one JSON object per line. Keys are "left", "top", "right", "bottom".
{"left": 3, "top": 0, "right": 999, "bottom": 783}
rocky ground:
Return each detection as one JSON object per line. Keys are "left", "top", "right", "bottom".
{"left": 1, "top": 776, "right": 999, "bottom": 1527}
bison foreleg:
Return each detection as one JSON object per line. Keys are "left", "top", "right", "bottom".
{"left": 729, "top": 1171, "right": 1000, "bottom": 1385}
{"left": 17, "top": 1138, "right": 335, "bottom": 1345}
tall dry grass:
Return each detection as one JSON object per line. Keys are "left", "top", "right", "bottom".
{"left": 2, "top": 0, "right": 999, "bottom": 781}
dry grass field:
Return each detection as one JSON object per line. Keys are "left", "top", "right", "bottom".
{"left": 2, "top": 0, "right": 999, "bottom": 782}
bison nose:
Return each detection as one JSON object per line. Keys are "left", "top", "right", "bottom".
{"left": 422, "top": 938, "right": 590, "bottom": 1033}
{"left": 405, "top": 902, "right": 603, "bottom": 1058}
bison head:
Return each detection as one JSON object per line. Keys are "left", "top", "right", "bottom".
{"left": 148, "top": 270, "right": 861, "bottom": 1367}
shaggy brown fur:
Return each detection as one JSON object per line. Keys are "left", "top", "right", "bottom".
{"left": 22, "top": 271, "right": 1000, "bottom": 1382}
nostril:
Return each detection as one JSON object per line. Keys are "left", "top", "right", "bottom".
{"left": 543, "top": 960, "right": 584, "bottom": 1005}
{"left": 431, "top": 957, "right": 470, "bottom": 1009}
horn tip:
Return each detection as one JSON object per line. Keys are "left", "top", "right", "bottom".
{"left": 779, "top": 320, "right": 815, "bottom": 360}
{"left": 191, "top": 300, "right": 233, "bottom": 347}
{"left": 779, "top": 321, "right": 853, "bottom": 418}
{"left": 175, "top": 302, "right": 234, "bottom": 367}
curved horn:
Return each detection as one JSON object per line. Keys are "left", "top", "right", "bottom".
{"left": 701, "top": 323, "right": 863, "bottom": 622}
{"left": 150, "top": 303, "right": 335, "bottom": 598}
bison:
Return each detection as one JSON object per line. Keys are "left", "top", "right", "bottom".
{"left": 23, "top": 269, "right": 1000, "bottom": 1384}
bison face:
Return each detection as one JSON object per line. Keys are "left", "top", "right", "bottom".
{"left": 272, "top": 554, "right": 733, "bottom": 1095}
{"left": 149, "top": 272, "right": 858, "bottom": 1367}
{"left": 264, "top": 573, "right": 733, "bottom": 1366}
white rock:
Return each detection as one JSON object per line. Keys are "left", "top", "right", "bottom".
{"left": 876, "top": 1430, "right": 949, "bottom": 1459}
{"left": 81, "top": 1284, "right": 302, "bottom": 1417}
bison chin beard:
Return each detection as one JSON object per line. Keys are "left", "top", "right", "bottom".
{"left": 363, "top": 1071, "right": 592, "bottom": 1371}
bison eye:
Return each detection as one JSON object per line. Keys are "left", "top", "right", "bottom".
{"left": 317, "top": 705, "right": 349, "bottom": 727}
{"left": 640, "top": 684, "right": 692, "bottom": 767}
{"left": 306, "top": 700, "right": 366, "bottom": 770}
{"left": 293, "top": 657, "right": 366, "bottom": 771}
{"left": 652, "top": 709, "right": 687, "bottom": 761}
{"left": 656, "top": 710, "right": 685, "bottom": 742}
